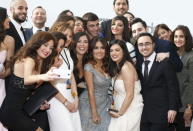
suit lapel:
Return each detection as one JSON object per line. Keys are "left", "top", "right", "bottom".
{"left": 146, "top": 57, "right": 158, "bottom": 83}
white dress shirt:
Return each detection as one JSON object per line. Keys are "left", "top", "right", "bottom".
{"left": 142, "top": 51, "right": 156, "bottom": 76}
{"left": 10, "top": 18, "right": 26, "bottom": 45}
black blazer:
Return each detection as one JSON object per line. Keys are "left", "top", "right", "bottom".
{"left": 6, "top": 22, "right": 24, "bottom": 54}
{"left": 24, "top": 27, "right": 49, "bottom": 41}
{"left": 136, "top": 57, "right": 181, "bottom": 124}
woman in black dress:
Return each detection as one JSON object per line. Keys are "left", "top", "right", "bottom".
{"left": 0, "top": 32, "right": 58, "bottom": 131}
{"left": 70, "top": 32, "right": 89, "bottom": 96}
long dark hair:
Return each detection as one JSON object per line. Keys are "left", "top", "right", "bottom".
{"left": 88, "top": 37, "right": 109, "bottom": 73}
{"left": 171, "top": 25, "right": 193, "bottom": 52}
{"left": 11, "top": 32, "right": 57, "bottom": 73}
{"left": 107, "top": 15, "right": 130, "bottom": 42}
{"left": 70, "top": 32, "right": 90, "bottom": 75}
{"left": 0, "top": 7, "right": 7, "bottom": 44}
{"left": 109, "top": 39, "right": 134, "bottom": 77}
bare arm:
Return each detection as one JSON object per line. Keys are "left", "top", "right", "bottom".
{"left": 84, "top": 67, "right": 100, "bottom": 123}
{"left": 23, "top": 57, "right": 57, "bottom": 85}
{"left": 118, "top": 62, "right": 135, "bottom": 115}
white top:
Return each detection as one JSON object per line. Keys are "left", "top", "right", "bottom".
{"left": 10, "top": 17, "right": 26, "bottom": 45}
{"left": 126, "top": 42, "right": 136, "bottom": 63}
{"left": 142, "top": 51, "right": 156, "bottom": 75}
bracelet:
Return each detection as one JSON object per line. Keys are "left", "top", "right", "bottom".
{"left": 71, "top": 92, "right": 78, "bottom": 98}
{"left": 62, "top": 99, "right": 68, "bottom": 106}
{"left": 186, "top": 104, "right": 193, "bottom": 110}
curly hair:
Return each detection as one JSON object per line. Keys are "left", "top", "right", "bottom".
{"left": 11, "top": 32, "right": 57, "bottom": 73}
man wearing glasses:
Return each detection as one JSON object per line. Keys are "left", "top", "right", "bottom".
{"left": 136, "top": 32, "right": 181, "bottom": 131}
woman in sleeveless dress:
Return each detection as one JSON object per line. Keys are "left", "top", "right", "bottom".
{"left": 0, "top": 32, "right": 58, "bottom": 131}
{"left": 108, "top": 39, "right": 143, "bottom": 131}
{"left": 70, "top": 32, "right": 89, "bottom": 96}
{"left": 0, "top": 7, "right": 15, "bottom": 131}
{"left": 47, "top": 27, "right": 81, "bottom": 131}
{"left": 79, "top": 37, "right": 111, "bottom": 131}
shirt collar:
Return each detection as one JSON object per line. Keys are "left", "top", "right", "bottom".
{"left": 10, "top": 17, "right": 22, "bottom": 30}
{"left": 144, "top": 51, "right": 156, "bottom": 62}
{"left": 33, "top": 26, "right": 46, "bottom": 34}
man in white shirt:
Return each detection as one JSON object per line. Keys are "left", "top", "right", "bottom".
{"left": 7, "top": 0, "right": 28, "bottom": 53}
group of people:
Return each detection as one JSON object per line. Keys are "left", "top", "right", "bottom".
{"left": 0, "top": 0, "right": 193, "bottom": 131}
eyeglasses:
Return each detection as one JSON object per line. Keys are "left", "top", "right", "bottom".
{"left": 137, "top": 42, "right": 153, "bottom": 47}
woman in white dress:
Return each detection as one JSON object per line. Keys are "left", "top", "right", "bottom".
{"left": 108, "top": 39, "right": 143, "bottom": 131}
{"left": 47, "top": 30, "right": 81, "bottom": 130}
{"left": 0, "top": 7, "right": 15, "bottom": 131}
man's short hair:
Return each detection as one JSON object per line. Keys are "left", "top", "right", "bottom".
{"left": 130, "top": 17, "right": 147, "bottom": 28}
{"left": 113, "top": 0, "right": 129, "bottom": 6}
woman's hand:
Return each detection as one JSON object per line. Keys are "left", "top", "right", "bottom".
{"left": 40, "top": 67, "right": 60, "bottom": 81}
{"left": 92, "top": 113, "right": 101, "bottom": 124}
{"left": 65, "top": 101, "right": 75, "bottom": 112}
{"left": 71, "top": 97, "right": 78, "bottom": 112}
{"left": 109, "top": 111, "right": 121, "bottom": 118}
{"left": 184, "top": 108, "right": 192, "bottom": 122}
{"left": 40, "top": 101, "right": 50, "bottom": 110}
{"left": 52, "top": 57, "right": 63, "bottom": 68}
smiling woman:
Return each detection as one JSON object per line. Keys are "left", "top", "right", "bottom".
{"left": 0, "top": 32, "right": 59, "bottom": 131}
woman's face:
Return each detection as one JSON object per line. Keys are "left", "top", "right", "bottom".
{"left": 93, "top": 41, "right": 105, "bottom": 61}
{"left": 76, "top": 35, "right": 89, "bottom": 56}
{"left": 158, "top": 28, "right": 171, "bottom": 41}
{"left": 110, "top": 44, "right": 123, "bottom": 64}
{"left": 3, "top": 17, "right": 10, "bottom": 30}
{"left": 111, "top": 20, "right": 124, "bottom": 36}
{"left": 174, "top": 29, "right": 185, "bottom": 48}
{"left": 74, "top": 20, "right": 84, "bottom": 34}
{"left": 67, "top": 20, "right": 75, "bottom": 28}
{"left": 37, "top": 40, "right": 54, "bottom": 59}
{"left": 57, "top": 39, "right": 65, "bottom": 53}
{"left": 62, "top": 28, "right": 73, "bottom": 47}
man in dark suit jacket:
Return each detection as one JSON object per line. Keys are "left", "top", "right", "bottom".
{"left": 25, "top": 6, "right": 49, "bottom": 41}
{"left": 130, "top": 17, "right": 183, "bottom": 72}
{"left": 7, "top": 0, "right": 28, "bottom": 54}
{"left": 136, "top": 32, "right": 181, "bottom": 131}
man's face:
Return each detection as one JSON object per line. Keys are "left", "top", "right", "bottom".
{"left": 86, "top": 20, "right": 100, "bottom": 38}
{"left": 32, "top": 8, "right": 46, "bottom": 26}
{"left": 131, "top": 22, "right": 147, "bottom": 39}
{"left": 137, "top": 36, "right": 155, "bottom": 58}
{"left": 11, "top": 0, "right": 28, "bottom": 23}
{"left": 113, "top": 0, "right": 129, "bottom": 16}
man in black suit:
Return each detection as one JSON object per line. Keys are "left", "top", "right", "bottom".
{"left": 7, "top": 0, "right": 28, "bottom": 54}
{"left": 136, "top": 32, "right": 180, "bottom": 131}
{"left": 130, "top": 17, "right": 183, "bottom": 72}
{"left": 25, "top": 6, "right": 49, "bottom": 41}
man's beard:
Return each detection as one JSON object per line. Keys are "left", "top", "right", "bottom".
{"left": 13, "top": 13, "right": 26, "bottom": 23}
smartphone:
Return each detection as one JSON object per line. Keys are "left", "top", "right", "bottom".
{"left": 107, "top": 108, "right": 118, "bottom": 113}
{"left": 52, "top": 68, "right": 71, "bottom": 79}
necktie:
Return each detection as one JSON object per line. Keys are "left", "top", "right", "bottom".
{"left": 37, "top": 29, "right": 42, "bottom": 33}
{"left": 20, "top": 26, "right": 27, "bottom": 42}
{"left": 144, "top": 60, "right": 150, "bottom": 82}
